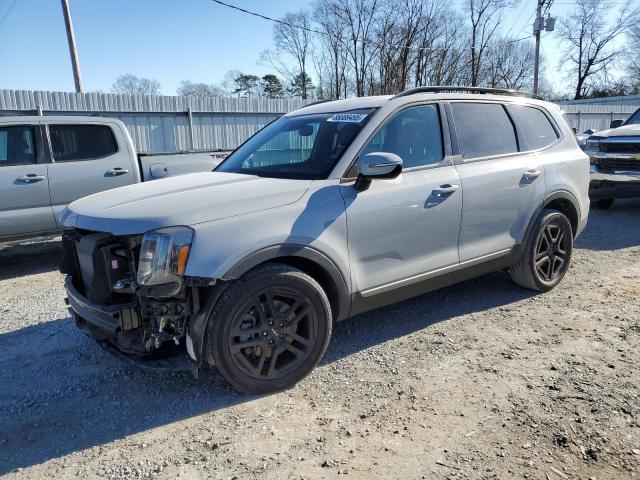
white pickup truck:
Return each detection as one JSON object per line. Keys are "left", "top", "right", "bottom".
{"left": 0, "top": 115, "right": 228, "bottom": 241}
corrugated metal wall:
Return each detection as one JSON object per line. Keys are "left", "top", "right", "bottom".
{"left": 2, "top": 89, "right": 639, "bottom": 146}
{"left": 559, "top": 104, "right": 638, "bottom": 133}
{"left": 558, "top": 95, "right": 640, "bottom": 106}
{"left": 0, "top": 89, "right": 308, "bottom": 153}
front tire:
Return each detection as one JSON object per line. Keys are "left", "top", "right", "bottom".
{"left": 204, "top": 263, "right": 332, "bottom": 395}
{"left": 509, "top": 209, "right": 573, "bottom": 292}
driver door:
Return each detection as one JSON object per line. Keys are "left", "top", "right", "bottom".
{"left": 341, "top": 103, "right": 462, "bottom": 298}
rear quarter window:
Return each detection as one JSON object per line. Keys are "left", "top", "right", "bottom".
{"left": 510, "top": 105, "right": 559, "bottom": 150}
{"left": 450, "top": 103, "right": 518, "bottom": 159}
{"left": 49, "top": 124, "right": 118, "bottom": 162}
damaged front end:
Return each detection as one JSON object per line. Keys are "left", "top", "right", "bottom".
{"left": 61, "top": 228, "right": 211, "bottom": 373}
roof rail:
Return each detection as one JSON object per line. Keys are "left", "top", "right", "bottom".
{"left": 392, "top": 86, "right": 543, "bottom": 100}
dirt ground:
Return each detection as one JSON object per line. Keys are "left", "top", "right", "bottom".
{"left": 0, "top": 201, "right": 639, "bottom": 480}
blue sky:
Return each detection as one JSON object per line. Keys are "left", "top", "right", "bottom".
{"left": 0, "top": 0, "right": 622, "bottom": 95}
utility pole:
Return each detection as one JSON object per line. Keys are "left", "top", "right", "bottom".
{"left": 533, "top": 0, "right": 555, "bottom": 96}
{"left": 533, "top": 0, "right": 544, "bottom": 96}
{"left": 60, "top": 0, "right": 83, "bottom": 93}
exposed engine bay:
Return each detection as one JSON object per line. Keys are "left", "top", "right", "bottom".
{"left": 60, "top": 229, "right": 201, "bottom": 366}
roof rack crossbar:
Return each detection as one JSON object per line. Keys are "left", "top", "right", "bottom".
{"left": 392, "top": 86, "right": 543, "bottom": 100}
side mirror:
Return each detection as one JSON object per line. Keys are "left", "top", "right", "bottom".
{"left": 354, "top": 152, "right": 403, "bottom": 192}
{"left": 610, "top": 119, "right": 624, "bottom": 129}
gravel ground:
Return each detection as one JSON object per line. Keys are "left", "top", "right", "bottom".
{"left": 1, "top": 201, "right": 639, "bottom": 480}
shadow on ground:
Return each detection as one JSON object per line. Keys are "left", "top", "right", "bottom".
{"left": 0, "top": 238, "right": 61, "bottom": 280}
{"left": 575, "top": 199, "right": 640, "bottom": 250}
{"left": 0, "top": 271, "right": 533, "bottom": 474}
{"left": 0, "top": 199, "right": 638, "bottom": 473}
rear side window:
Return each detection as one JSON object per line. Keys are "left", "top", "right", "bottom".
{"left": 49, "top": 125, "right": 117, "bottom": 162}
{"left": 0, "top": 126, "right": 36, "bottom": 166}
{"left": 451, "top": 103, "right": 518, "bottom": 159}
{"left": 510, "top": 105, "right": 558, "bottom": 150}
{"left": 362, "top": 104, "right": 443, "bottom": 168}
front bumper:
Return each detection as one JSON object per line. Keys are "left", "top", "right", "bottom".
{"left": 589, "top": 164, "right": 640, "bottom": 200}
{"left": 65, "top": 275, "right": 197, "bottom": 373}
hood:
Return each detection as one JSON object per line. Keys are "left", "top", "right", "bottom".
{"left": 593, "top": 123, "right": 640, "bottom": 138}
{"left": 61, "top": 172, "right": 311, "bottom": 235}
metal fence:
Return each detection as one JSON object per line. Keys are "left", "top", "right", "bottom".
{"left": 559, "top": 104, "right": 638, "bottom": 133}
{"left": 2, "top": 89, "right": 639, "bottom": 149}
{"left": 0, "top": 90, "right": 308, "bottom": 153}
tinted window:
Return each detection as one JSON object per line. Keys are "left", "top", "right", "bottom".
{"left": 363, "top": 104, "right": 443, "bottom": 168}
{"left": 451, "top": 103, "right": 518, "bottom": 159}
{"left": 218, "top": 109, "right": 374, "bottom": 179}
{"left": 49, "top": 125, "right": 117, "bottom": 162}
{"left": 625, "top": 109, "right": 640, "bottom": 125}
{"left": 511, "top": 105, "right": 558, "bottom": 150}
{"left": 0, "top": 126, "right": 36, "bottom": 166}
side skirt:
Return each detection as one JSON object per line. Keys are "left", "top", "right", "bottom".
{"left": 349, "top": 245, "right": 524, "bottom": 317}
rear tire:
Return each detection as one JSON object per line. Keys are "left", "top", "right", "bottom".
{"left": 593, "top": 198, "right": 614, "bottom": 209}
{"left": 203, "top": 263, "right": 332, "bottom": 395}
{"left": 509, "top": 209, "right": 573, "bottom": 292}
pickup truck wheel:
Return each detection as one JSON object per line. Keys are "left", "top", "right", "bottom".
{"left": 593, "top": 198, "right": 614, "bottom": 209}
{"left": 509, "top": 209, "right": 573, "bottom": 292}
{"left": 204, "top": 263, "right": 332, "bottom": 395}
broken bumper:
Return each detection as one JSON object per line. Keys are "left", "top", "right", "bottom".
{"left": 65, "top": 276, "right": 197, "bottom": 373}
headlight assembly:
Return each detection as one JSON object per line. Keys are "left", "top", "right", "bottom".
{"left": 586, "top": 137, "right": 601, "bottom": 152}
{"left": 137, "top": 226, "right": 193, "bottom": 286}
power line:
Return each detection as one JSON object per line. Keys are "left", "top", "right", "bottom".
{"left": 504, "top": 0, "right": 533, "bottom": 39}
{"left": 540, "top": 42, "right": 560, "bottom": 92}
{"left": 0, "top": 0, "right": 20, "bottom": 30}
{"left": 211, "top": 0, "right": 534, "bottom": 52}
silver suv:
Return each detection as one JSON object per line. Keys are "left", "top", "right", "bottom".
{"left": 60, "top": 87, "right": 590, "bottom": 394}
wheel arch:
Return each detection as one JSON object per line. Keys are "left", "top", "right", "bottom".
{"left": 221, "top": 244, "right": 351, "bottom": 323}
{"left": 187, "top": 245, "right": 351, "bottom": 366}
{"left": 541, "top": 190, "right": 580, "bottom": 237}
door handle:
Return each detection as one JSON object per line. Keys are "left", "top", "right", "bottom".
{"left": 16, "top": 174, "right": 46, "bottom": 184}
{"left": 105, "top": 168, "right": 129, "bottom": 177}
{"left": 432, "top": 184, "right": 460, "bottom": 196}
{"left": 523, "top": 169, "right": 542, "bottom": 179}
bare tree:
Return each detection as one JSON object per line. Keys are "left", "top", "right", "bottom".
{"left": 466, "top": 0, "right": 508, "bottom": 87}
{"left": 315, "top": 0, "right": 350, "bottom": 98}
{"left": 112, "top": 74, "right": 161, "bottom": 95}
{"left": 177, "top": 80, "right": 225, "bottom": 97}
{"left": 484, "top": 39, "right": 536, "bottom": 90}
{"left": 623, "top": 24, "right": 640, "bottom": 93}
{"left": 558, "top": 0, "right": 639, "bottom": 99}
{"left": 271, "top": 10, "right": 314, "bottom": 99}
{"left": 326, "top": 0, "right": 382, "bottom": 96}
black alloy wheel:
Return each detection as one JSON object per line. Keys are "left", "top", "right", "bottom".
{"left": 533, "top": 221, "right": 569, "bottom": 283}
{"left": 227, "top": 286, "right": 318, "bottom": 381}
{"left": 204, "top": 263, "right": 332, "bottom": 394}
{"left": 509, "top": 209, "right": 573, "bottom": 292}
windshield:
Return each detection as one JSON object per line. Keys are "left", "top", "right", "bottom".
{"left": 216, "top": 109, "right": 375, "bottom": 179}
{"left": 625, "top": 108, "right": 640, "bottom": 125}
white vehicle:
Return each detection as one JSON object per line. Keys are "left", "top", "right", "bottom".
{"left": 0, "top": 115, "right": 226, "bottom": 241}
{"left": 61, "top": 87, "right": 590, "bottom": 394}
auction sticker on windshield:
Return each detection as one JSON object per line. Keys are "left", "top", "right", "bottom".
{"left": 327, "top": 113, "right": 369, "bottom": 123}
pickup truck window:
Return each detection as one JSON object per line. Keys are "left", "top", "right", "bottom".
{"left": 49, "top": 125, "right": 118, "bottom": 162}
{"left": 0, "top": 126, "right": 36, "bottom": 166}
{"left": 217, "top": 109, "right": 375, "bottom": 179}
{"left": 625, "top": 108, "right": 640, "bottom": 125}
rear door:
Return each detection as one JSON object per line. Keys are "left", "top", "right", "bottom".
{"left": 449, "top": 102, "right": 548, "bottom": 262}
{"left": 45, "top": 122, "right": 137, "bottom": 224}
{"left": 0, "top": 124, "right": 56, "bottom": 239}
